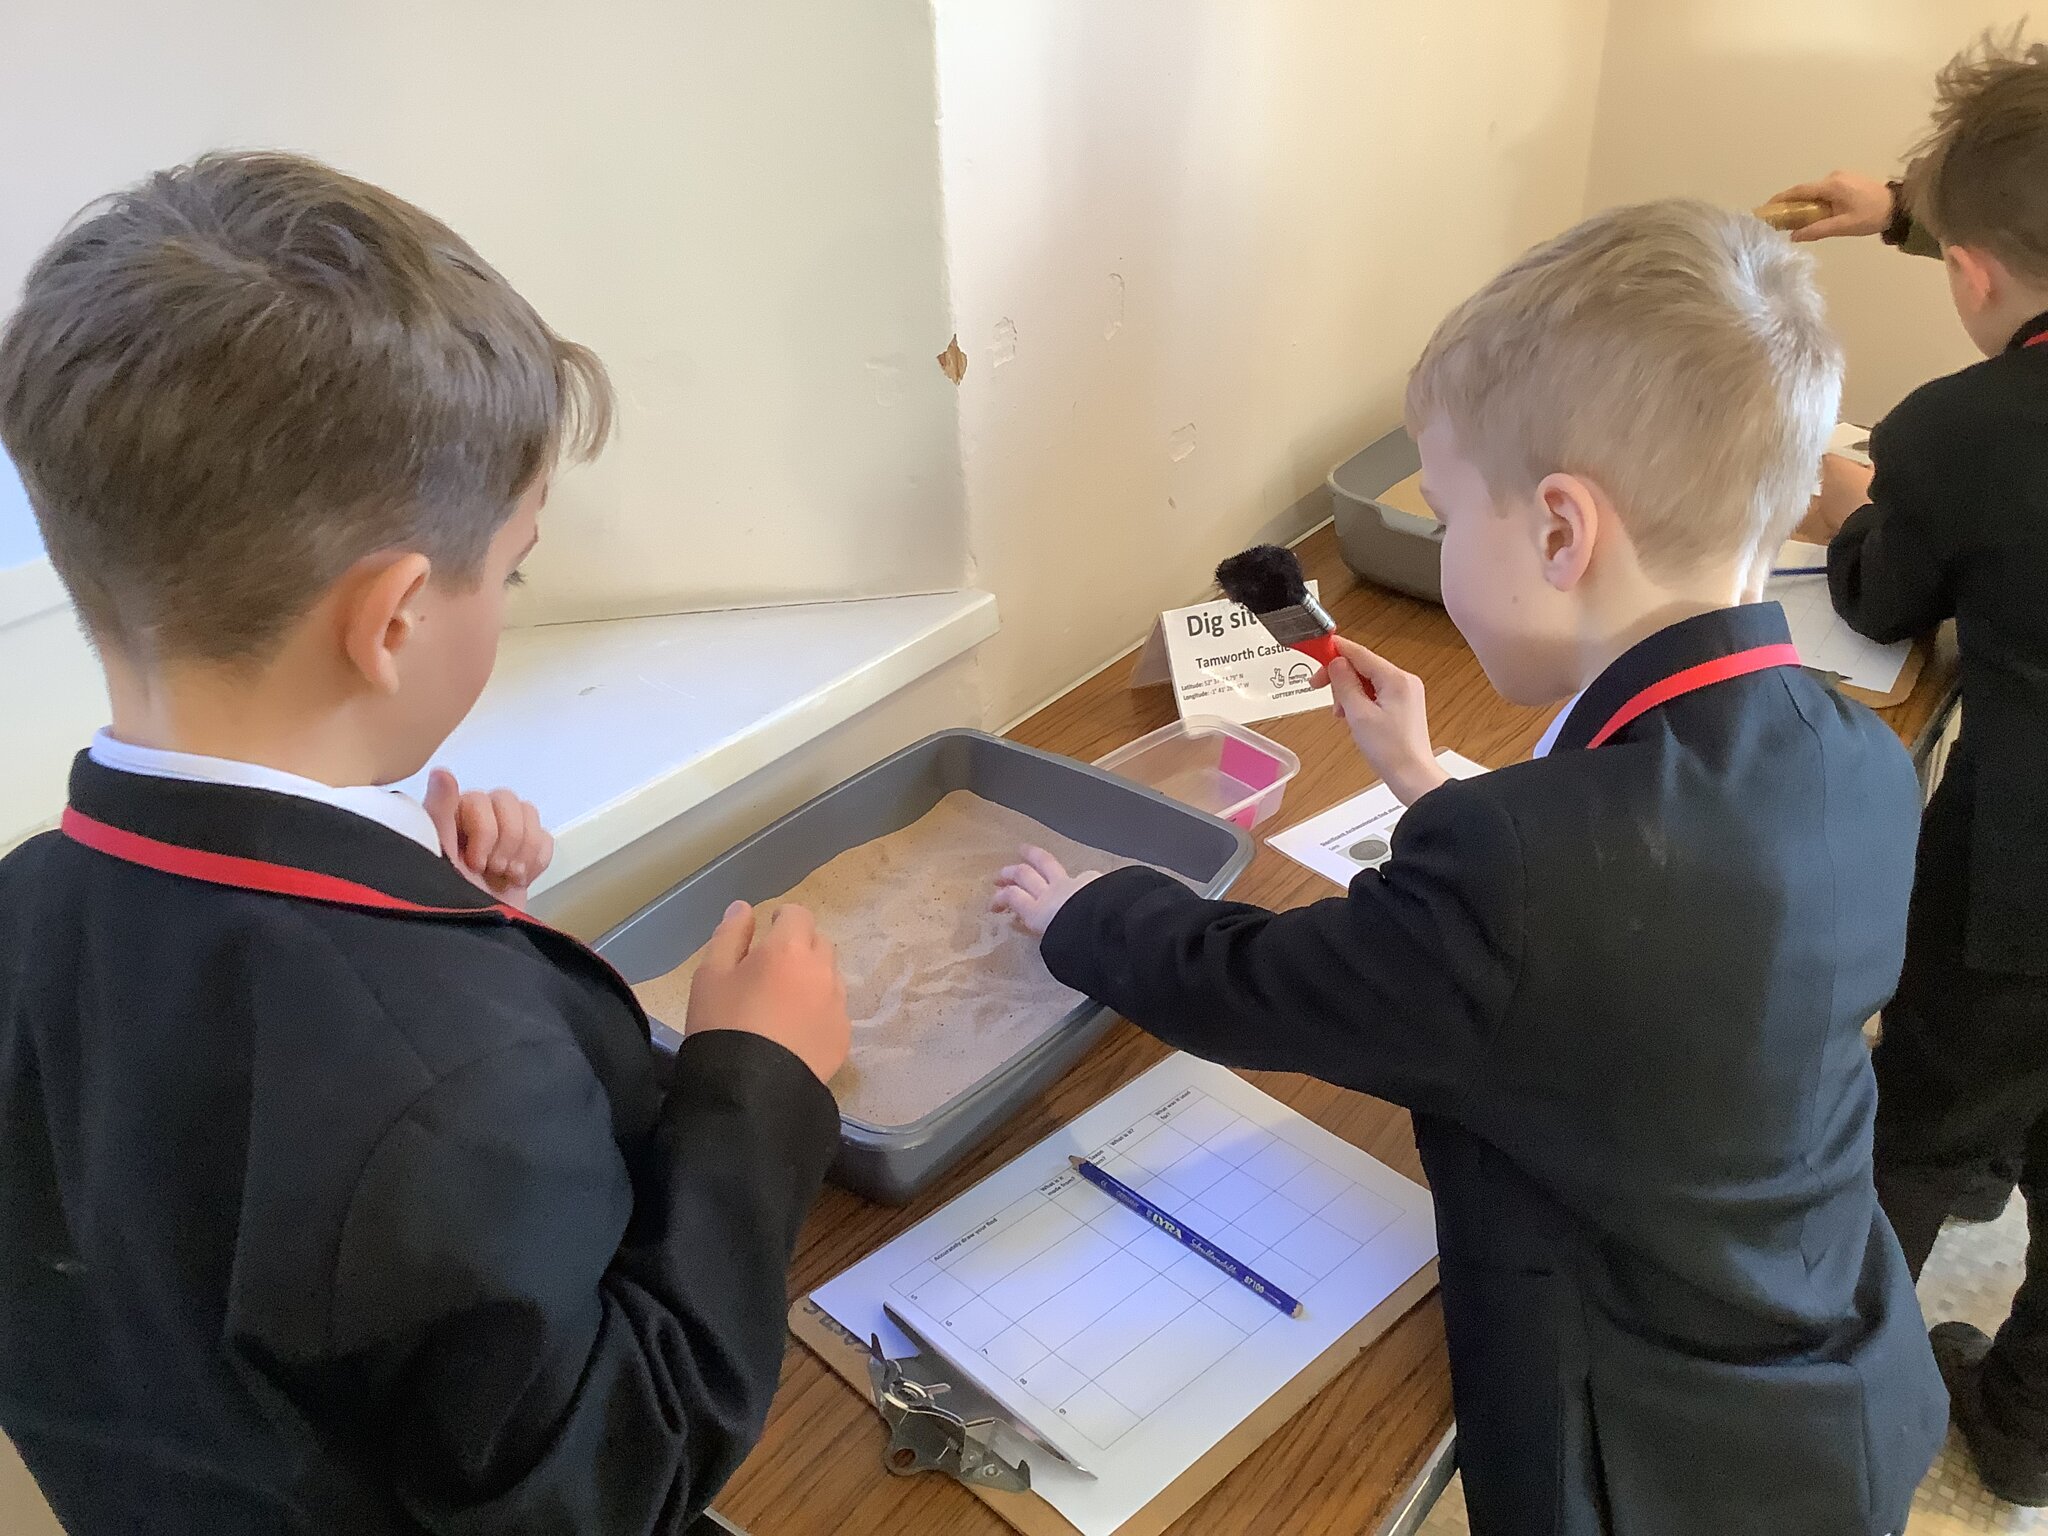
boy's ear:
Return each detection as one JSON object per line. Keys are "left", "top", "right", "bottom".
{"left": 1533, "top": 471, "right": 1600, "bottom": 593}
{"left": 1945, "top": 244, "right": 2000, "bottom": 310}
{"left": 340, "top": 553, "right": 434, "bottom": 694}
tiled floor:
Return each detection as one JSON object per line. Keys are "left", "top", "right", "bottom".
{"left": 1417, "top": 1196, "right": 2044, "bottom": 1535}
{"left": 1904, "top": 1197, "right": 2045, "bottom": 1535}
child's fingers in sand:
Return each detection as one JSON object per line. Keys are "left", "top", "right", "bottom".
{"left": 997, "top": 861, "right": 1051, "bottom": 898}
{"left": 1019, "top": 845, "right": 1072, "bottom": 883}
{"left": 768, "top": 903, "right": 823, "bottom": 952}
{"left": 700, "top": 900, "right": 759, "bottom": 969}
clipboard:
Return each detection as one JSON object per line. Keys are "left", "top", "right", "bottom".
{"left": 789, "top": 1260, "right": 1439, "bottom": 1536}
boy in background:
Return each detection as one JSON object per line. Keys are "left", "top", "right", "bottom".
{"left": 0, "top": 153, "right": 850, "bottom": 1534}
{"left": 1808, "top": 34, "right": 2048, "bottom": 1506}
{"left": 995, "top": 202, "right": 1946, "bottom": 1534}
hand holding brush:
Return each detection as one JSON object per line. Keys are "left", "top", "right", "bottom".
{"left": 1214, "top": 544, "right": 1349, "bottom": 671}
{"left": 1214, "top": 543, "right": 1446, "bottom": 805}
{"left": 1315, "top": 636, "right": 1448, "bottom": 806}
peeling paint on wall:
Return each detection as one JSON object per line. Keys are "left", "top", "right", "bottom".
{"left": 1168, "top": 423, "right": 1197, "bottom": 462}
{"left": 1104, "top": 273, "right": 1125, "bottom": 340}
{"left": 991, "top": 317, "right": 1018, "bottom": 368}
{"left": 937, "top": 335, "right": 968, "bottom": 384}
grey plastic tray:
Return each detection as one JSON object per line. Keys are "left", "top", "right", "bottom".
{"left": 593, "top": 729, "right": 1253, "bottom": 1203}
{"left": 1329, "top": 431, "right": 1444, "bottom": 604}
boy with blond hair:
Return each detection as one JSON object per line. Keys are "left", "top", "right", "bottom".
{"left": 0, "top": 153, "right": 850, "bottom": 1534}
{"left": 994, "top": 202, "right": 1946, "bottom": 1535}
{"left": 1803, "top": 33, "right": 2048, "bottom": 1505}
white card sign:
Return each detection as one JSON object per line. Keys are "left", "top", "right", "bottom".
{"left": 1127, "top": 582, "right": 1334, "bottom": 726}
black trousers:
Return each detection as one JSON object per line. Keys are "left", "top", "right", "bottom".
{"left": 1874, "top": 768, "right": 2048, "bottom": 1447}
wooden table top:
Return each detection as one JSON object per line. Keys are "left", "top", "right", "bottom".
{"left": 716, "top": 522, "right": 1959, "bottom": 1536}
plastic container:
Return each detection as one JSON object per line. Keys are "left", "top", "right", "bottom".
{"left": 1329, "top": 440, "right": 1444, "bottom": 603}
{"left": 1095, "top": 716, "right": 1300, "bottom": 830}
{"left": 592, "top": 729, "right": 1253, "bottom": 1204}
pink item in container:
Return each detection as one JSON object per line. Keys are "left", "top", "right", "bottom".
{"left": 1094, "top": 716, "right": 1302, "bottom": 830}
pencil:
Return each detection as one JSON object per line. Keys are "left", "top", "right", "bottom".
{"left": 1068, "top": 1155, "right": 1305, "bottom": 1319}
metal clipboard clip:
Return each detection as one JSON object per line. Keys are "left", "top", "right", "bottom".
{"left": 864, "top": 1303, "right": 1092, "bottom": 1494}
{"left": 865, "top": 1333, "right": 1033, "bottom": 1493}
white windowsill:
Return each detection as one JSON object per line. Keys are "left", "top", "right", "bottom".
{"left": 398, "top": 590, "right": 998, "bottom": 892}
{"left": 3, "top": 590, "right": 999, "bottom": 884}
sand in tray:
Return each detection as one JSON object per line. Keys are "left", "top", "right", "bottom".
{"left": 631, "top": 791, "right": 1142, "bottom": 1130}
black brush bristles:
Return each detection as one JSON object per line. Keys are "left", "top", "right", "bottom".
{"left": 1215, "top": 544, "right": 1310, "bottom": 616}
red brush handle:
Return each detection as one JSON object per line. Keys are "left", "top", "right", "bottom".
{"left": 1291, "top": 632, "right": 1376, "bottom": 701}
{"left": 1291, "top": 634, "right": 1341, "bottom": 668}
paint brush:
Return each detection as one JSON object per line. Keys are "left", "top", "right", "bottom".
{"left": 1215, "top": 543, "right": 1343, "bottom": 669}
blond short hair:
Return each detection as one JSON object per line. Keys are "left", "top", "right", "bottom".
{"left": 1406, "top": 199, "right": 1841, "bottom": 578}
{"left": 1908, "top": 28, "right": 2048, "bottom": 285}
{"left": 0, "top": 151, "right": 613, "bottom": 663}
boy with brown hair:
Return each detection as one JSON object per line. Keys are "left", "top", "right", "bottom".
{"left": 994, "top": 201, "right": 1947, "bottom": 1535}
{"left": 0, "top": 152, "right": 850, "bottom": 1534}
{"left": 1802, "top": 32, "right": 2048, "bottom": 1506}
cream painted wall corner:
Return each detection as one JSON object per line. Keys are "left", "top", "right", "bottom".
{"left": 1584, "top": 0, "right": 2030, "bottom": 424}
{"left": 935, "top": 0, "right": 1617, "bottom": 726}
{"left": 0, "top": 1, "right": 970, "bottom": 627}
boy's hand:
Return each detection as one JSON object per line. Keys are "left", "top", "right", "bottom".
{"left": 1814, "top": 452, "right": 1877, "bottom": 537}
{"left": 1313, "top": 637, "right": 1448, "bottom": 806}
{"left": 425, "top": 769, "right": 554, "bottom": 909}
{"left": 1770, "top": 172, "right": 1892, "bottom": 241}
{"left": 686, "top": 901, "right": 850, "bottom": 1085}
{"left": 992, "top": 846, "right": 1104, "bottom": 938}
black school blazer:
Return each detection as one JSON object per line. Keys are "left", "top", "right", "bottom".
{"left": 1046, "top": 604, "right": 1947, "bottom": 1536}
{"left": 1830, "top": 309, "right": 2048, "bottom": 975}
{"left": 0, "top": 757, "right": 837, "bottom": 1534}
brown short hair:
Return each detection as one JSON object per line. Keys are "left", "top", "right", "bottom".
{"left": 1908, "top": 28, "right": 2048, "bottom": 284}
{"left": 1406, "top": 199, "right": 1841, "bottom": 577}
{"left": 0, "top": 151, "right": 612, "bottom": 662}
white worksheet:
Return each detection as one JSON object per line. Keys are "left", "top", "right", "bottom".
{"left": 1771, "top": 540, "right": 1911, "bottom": 695}
{"left": 1828, "top": 420, "right": 1874, "bottom": 468}
{"left": 1266, "top": 751, "right": 1489, "bottom": 888}
{"left": 811, "top": 1053, "right": 1436, "bottom": 1536}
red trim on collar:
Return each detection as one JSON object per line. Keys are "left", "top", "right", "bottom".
{"left": 2028, "top": 331, "right": 2048, "bottom": 350}
{"left": 1585, "top": 643, "right": 1803, "bottom": 749}
{"left": 63, "top": 806, "right": 523, "bottom": 921}
{"left": 60, "top": 806, "right": 660, "bottom": 1042}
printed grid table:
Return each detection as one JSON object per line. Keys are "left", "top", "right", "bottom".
{"left": 887, "top": 1086, "right": 1403, "bottom": 1454}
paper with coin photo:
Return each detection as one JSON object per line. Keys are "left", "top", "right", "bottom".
{"left": 1266, "top": 752, "right": 1488, "bottom": 888}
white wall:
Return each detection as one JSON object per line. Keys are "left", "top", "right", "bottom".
{"left": 935, "top": 0, "right": 1616, "bottom": 725}
{"left": 0, "top": 0, "right": 968, "bottom": 625}
{"left": 0, "top": 458, "right": 39, "bottom": 569}
{"left": 1585, "top": 0, "right": 2031, "bottom": 425}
